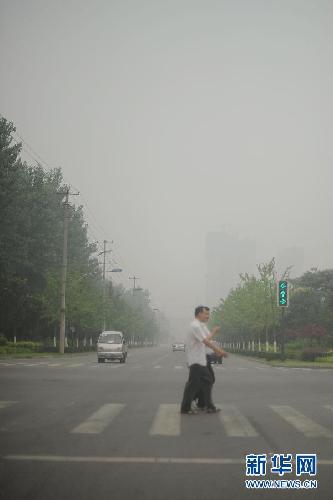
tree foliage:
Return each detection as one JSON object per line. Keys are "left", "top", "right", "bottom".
{"left": 0, "top": 116, "right": 163, "bottom": 344}
{"left": 210, "top": 258, "right": 333, "bottom": 348}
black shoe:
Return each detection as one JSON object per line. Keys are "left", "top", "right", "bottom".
{"left": 193, "top": 403, "right": 206, "bottom": 411}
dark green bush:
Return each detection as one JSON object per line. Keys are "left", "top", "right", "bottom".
{"left": 226, "top": 348, "right": 286, "bottom": 361}
{"left": 301, "top": 348, "right": 329, "bottom": 362}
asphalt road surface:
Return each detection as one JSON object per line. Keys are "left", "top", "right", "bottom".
{"left": 0, "top": 346, "right": 332, "bottom": 500}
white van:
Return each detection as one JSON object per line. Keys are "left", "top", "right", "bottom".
{"left": 97, "top": 331, "right": 128, "bottom": 363}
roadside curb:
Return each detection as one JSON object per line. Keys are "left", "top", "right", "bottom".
{"left": 229, "top": 353, "right": 333, "bottom": 369}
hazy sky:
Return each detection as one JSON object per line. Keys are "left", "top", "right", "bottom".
{"left": 1, "top": 0, "right": 332, "bottom": 332}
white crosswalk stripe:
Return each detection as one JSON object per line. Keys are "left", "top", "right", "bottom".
{"left": 150, "top": 404, "right": 181, "bottom": 436}
{"left": 0, "top": 401, "right": 18, "bottom": 409}
{"left": 1, "top": 398, "right": 332, "bottom": 441}
{"left": 270, "top": 405, "right": 333, "bottom": 438}
{"left": 70, "top": 404, "right": 125, "bottom": 434}
{"left": 47, "top": 363, "right": 63, "bottom": 367}
{"left": 174, "top": 365, "right": 184, "bottom": 370}
{"left": 218, "top": 404, "right": 258, "bottom": 437}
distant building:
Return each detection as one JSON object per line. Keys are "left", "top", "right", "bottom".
{"left": 276, "top": 246, "right": 304, "bottom": 279}
{"left": 205, "top": 231, "right": 256, "bottom": 307}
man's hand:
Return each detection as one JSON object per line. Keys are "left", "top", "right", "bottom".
{"left": 214, "top": 347, "right": 228, "bottom": 358}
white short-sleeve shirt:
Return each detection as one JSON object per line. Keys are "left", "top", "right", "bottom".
{"left": 185, "top": 319, "right": 208, "bottom": 367}
{"left": 201, "top": 323, "right": 214, "bottom": 355}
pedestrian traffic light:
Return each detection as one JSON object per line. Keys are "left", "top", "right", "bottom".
{"left": 277, "top": 280, "right": 289, "bottom": 307}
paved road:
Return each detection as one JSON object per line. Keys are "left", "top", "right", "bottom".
{"left": 0, "top": 347, "right": 332, "bottom": 499}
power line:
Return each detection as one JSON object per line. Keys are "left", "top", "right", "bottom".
{"left": 15, "top": 132, "right": 51, "bottom": 169}
{"left": 12, "top": 128, "right": 135, "bottom": 289}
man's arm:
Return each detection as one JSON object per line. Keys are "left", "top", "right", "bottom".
{"left": 203, "top": 326, "right": 228, "bottom": 357}
{"left": 203, "top": 338, "right": 228, "bottom": 357}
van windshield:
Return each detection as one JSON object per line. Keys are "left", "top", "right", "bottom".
{"left": 99, "top": 333, "right": 122, "bottom": 344}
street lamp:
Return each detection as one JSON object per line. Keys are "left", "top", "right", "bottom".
{"left": 152, "top": 307, "right": 160, "bottom": 346}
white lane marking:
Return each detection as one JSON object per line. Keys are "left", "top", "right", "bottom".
{"left": 3, "top": 454, "right": 333, "bottom": 465}
{"left": 70, "top": 404, "right": 125, "bottom": 434}
{"left": 218, "top": 404, "right": 258, "bottom": 437}
{"left": 153, "top": 365, "right": 161, "bottom": 369}
{"left": 270, "top": 405, "right": 333, "bottom": 438}
{"left": 0, "top": 363, "right": 15, "bottom": 366}
{"left": 255, "top": 367, "right": 266, "bottom": 370}
{"left": 174, "top": 365, "right": 184, "bottom": 370}
{"left": 150, "top": 404, "right": 181, "bottom": 436}
{"left": 22, "top": 363, "right": 40, "bottom": 367}
{"left": 47, "top": 363, "right": 63, "bottom": 367}
{"left": 66, "top": 363, "right": 84, "bottom": 368}
{"left": 0, "top": 401, "right": 18, "bottom": 409}
{"left": 235, "top": 367, "right": 247, "bottom": 370}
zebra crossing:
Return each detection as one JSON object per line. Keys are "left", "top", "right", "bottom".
{"left": 0, "top": 360, "right": 331, "bottom": 373}
{"left": 219, "top": 404, "right": 258, "bottom": 437}
{"left": 0, "top": 361, "right": 86, "bottom": 368}
{"left": 70, "top": 404, "right": 125, "bottom": 434}
{"left": 0, "top": 400, "right": 332, "bottom": 438}
{"left": 271, "top": 405, "right": 333, "bottom": 438}
{"left": 0, "top": 361, "right": 187, "bottom": 370}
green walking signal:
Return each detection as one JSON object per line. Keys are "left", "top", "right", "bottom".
{"left": 277, "top": 280, "right": 289, "bottom": 307}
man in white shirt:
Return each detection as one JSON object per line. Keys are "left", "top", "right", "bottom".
{"left": 180, "top": 305, "right": 227, "bottom": 414}
{"left": 194, "top": 314, "right": 218, "bottom": 411}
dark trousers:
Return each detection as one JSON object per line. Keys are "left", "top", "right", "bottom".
{"left": 196, "top": 362, "right": 215, "bottom": 409}
{"left": 180, "top": 363, "right": 212, "bottom": 412}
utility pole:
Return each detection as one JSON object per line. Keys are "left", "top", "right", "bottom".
{"left": 59, "top": 187, "right": 79, "bottom": 354}
{"left": 129, "top": 275, "right": 140, "bottom": 291}
{"left": 98, "top": 240, "right": 112, "bottom": 331}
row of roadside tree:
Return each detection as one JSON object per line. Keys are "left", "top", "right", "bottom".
{"left": 0, "top": 116, "right": 168, "bottom": 352}
{"left": 210, "top": 258, "right": 333, "bottom": 361}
